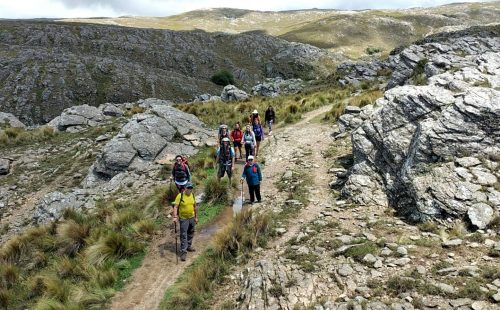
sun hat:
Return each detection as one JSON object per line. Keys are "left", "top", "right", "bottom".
{"left": 247, "top": 155, "right": 254, "bottom": 160}
{"left": 222, "top": 137, "right": 230, "bottom": 142}
{"left": 252, "top": 110, "right": 258, "bottom": 114}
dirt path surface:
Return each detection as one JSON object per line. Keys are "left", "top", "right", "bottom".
{"left": 108, "top": 105, "right": 334, "bottom": 310}
{"left": 209, "top": 104, "right": 500, "bottom": 310}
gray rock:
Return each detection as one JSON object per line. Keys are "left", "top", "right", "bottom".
{"left": 493, "top": 291, "right": 500, "bottom": 303}
{"left": 394, "top": 257, "right": 411, "bottom": 266}
{"left": 363, "top": 254, "right": 378, "bottom": 264}
{"left": 221, "top": 85, "right": 249, "bottom": 102}
{"left": 434, "top": 282, "right": 456, "bottom": 294}
{"left": 252, "top": 77, "right": 304, "bottom": 97}
{"left": 94, "top": 138, "right": 137, "bottom": 178}
{"left": 397, "top": 246, "right": 408, "bottom": 256}
{"left": 467, "top": 204, "right": 494, "bottom": 229}
{"left": 338, "top": 264, "right": 354, "bottom": 277}
{"left": 33, "top": 190, "right": 95, "bottom": 224}
{"left": 0, "top": 158, "right": 10, "bottom": 175}
{"left": 129, "top": 132, "right": 167, "bottom": 160}
{"left": 443, "top": 239, "right": 463, "bottom": 247}
{"left": 456, "top": 157, "right": 481, "bottom": 168}
{"left": 345, "top": 106, "right": 361, "bottom": 114}
{"left": 101, "top": 103, "right": 124, "bottom": 117}
{"left": 449, "top": 299, "right": 472, "bottom": 308}
{"left": 0, "top": 112, "right": 25, "bottom": 128}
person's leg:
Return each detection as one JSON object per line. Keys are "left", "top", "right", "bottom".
{"left": 255, "top": 141, "right": 260, "bottom": 157}
{"left": 186, "top": 218, "right": 195, "bottom": 251}
{"left": 179, "top": 218, "right": 188, "bottom": 255}
{"left": 239, "top": 146, "right": 243, "bottom": 159}
{"left": 217, "top": 163, "right": 224, "bottom": 181}
{"left": 248, "top": 183, "right": 255, "bottom": 203}
{"left": 227, "top": 165, "right": 232, "bottom": 184}
{"left": 255, "top": 184, "right": 261, "bottom": 202}
{"left": 245, "top": 144, "right": 250, "bottom": 161}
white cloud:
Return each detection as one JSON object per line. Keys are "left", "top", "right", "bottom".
{"left": 0, "top": 0, "right": 495, "bottom": 19}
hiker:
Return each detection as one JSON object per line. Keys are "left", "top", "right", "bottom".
{"left": 249, "top": 109, "right": 261, "bottom": 125}
{"left": 170, "top": 155, "right": 191, "bottom": 192}
{"left": 240, "top": 155, "right": 262, "bottom": 204}
{"left": 172, "top": 182, "right": 197, "bottom": 261}
{"left": 216, "top": 137, "right": 235, "bottom": 182}
{"left": 265, "top": 105, "right": 275, "bottom": 135}
{"left": 218, "top": 124, "right": 230, "bottom": 145}
{"left": 252, "top": 119, "right": 264, "bottom": 157}
{"left": 243, "top": 124, "right": 256, "bottom": 161}
{"left": 230, "top": 122, "right": 243, "bottom": 161}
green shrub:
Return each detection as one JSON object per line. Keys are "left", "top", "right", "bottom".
{"left": 366, "top": 46, "right": 384, "bottom": 55}
{"left": 210, "top": 69, "right": 234, "bottom": 86}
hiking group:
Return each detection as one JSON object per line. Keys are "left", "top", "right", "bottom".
{"left": 168, "top": 106, "right": 274, "bottom": 261}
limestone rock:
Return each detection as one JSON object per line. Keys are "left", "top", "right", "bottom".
{"left": 0, "top": 112, "right": 25, "bottom": 128}
{"left": 221, "top": 85, "right": 249, "bottom": 102}
{"left": 467, "top": 204, "right": 494, "bottom": 229}
{"left": 0, "top": 158, "right": 10, "bottom": 175}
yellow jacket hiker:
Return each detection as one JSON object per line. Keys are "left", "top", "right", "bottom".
{"left": 172, "top": 183, "right": 198, "bottom": 261}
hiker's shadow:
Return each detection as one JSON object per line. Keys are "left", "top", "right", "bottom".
{"left": 158, "top": 239, "right": 177, "bottom": 258}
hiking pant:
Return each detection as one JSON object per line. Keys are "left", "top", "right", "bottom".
{"left": 245, "top": 144, "right": 254, "bottom": 161}
{"left": 267, "top": 120, "right": 273, "bottom": 132}
{"left": 179, "top": 217, "right": 195, "bottom": 254}
{"left": 218, "top": 162, "right": 233, "bottom": 178}
{"left": 247, "top": 183, "right": 261, "bottom": 203}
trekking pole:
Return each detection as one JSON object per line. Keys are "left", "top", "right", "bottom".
{"left": 174, "top": 222, "right": 179, "bottom": 264}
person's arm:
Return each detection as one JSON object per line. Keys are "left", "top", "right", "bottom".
{"left": 231, "top": 147, "right": 235, "bottom": 166}
{"left": 215, "top": 147, "right": 220, "bottom": 163}
{"left": 257, "top": 164, "right": 262, "bottom": 182}
{"left": 240, "top": 166, "right": 246, "bottom": 183}
{"left": 194, "top": 200, "right": 198, "bottom": 224}
{"left": 186, "top": 165, "right": 191, "bottom": 181}
{"left": 252, "top": 132, "right": 257, "bottom": 146}
{"left": 172, "top": 194, "right": 180, "bottom": 222}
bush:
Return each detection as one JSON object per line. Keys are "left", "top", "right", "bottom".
{"left": 366, "top": 46, "right": 384, "bottom": 55}
{"left": 210, "top": 70, "right": 234, "bottom": 86}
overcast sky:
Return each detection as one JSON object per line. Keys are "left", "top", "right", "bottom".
{"left": 0, "top": 0, "right": 496, "bottom": 19}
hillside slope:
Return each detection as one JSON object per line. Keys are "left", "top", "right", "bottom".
{"left": 62, "top": 2, "right": 500, "bottom": 58}
{"left": 0, "top": 21, "right": 338, "bottom": 125}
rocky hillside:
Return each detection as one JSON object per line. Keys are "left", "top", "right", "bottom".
{"left": 0, "top": 20, "right": 338, "bottom": 125}
{"left": 332, "top": 24, "right": 499, "bottom": 226}
{"left": 63, "top": 2, "right": 500, "bottom": 58}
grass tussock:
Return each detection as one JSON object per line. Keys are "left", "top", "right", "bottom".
{"left": 175, "top": 86, "right": 352, "bottom": 129}
{"left": 0, "top": 188, "right": 165, "bottom": 309}
{"left": 0, "top": 126, "right": 56, "bottom": 147}
{"left": 203, "top": 176, "right": 231, "bottom": 204}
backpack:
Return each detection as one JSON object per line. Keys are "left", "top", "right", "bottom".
{"left": 243, "top": 132, "right": 254, "bottom": 145}
{"left": 174, "top": 162, "right": 189, "bottom": 182}
{"left": 219, "top": 145, "right": 233, "bottom": 164}
{"left": 253, "top": 124, "right": 262, "bottom": 138}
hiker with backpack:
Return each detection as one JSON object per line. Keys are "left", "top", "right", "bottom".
{"left": 170, "top": 155, "right": 191, "bottom": 193}
{"left": 230, "top": 122, "right": 243, "bottom": 162}
{"left": 249, "top": 109, "right": 261, "bottom": 125}
{"left": 218, "top": 124, "right": 230, "bottom": 145}
{"left": 265, "top": 106, "right": 275, "bottom": 135}
{"left": 172, "top": 182, "right": 197, "bottom": 261}
{"left": 243, "top": 124, "right": 256, "bottom": 162}
{"left": 216, "top": 137, "right": 235, "bottom": 183}
{"left": 252, "top": 119, "right": 264, "bottom": 158}
{"left": 240, "top": 155, "right": 262, "bottom": 204}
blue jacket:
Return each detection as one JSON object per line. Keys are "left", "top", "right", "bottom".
{"left": 241, "top": 163, "right": 262, "bottom": 186}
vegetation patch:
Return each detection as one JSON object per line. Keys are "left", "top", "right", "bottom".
{"left": 210, "top": 69, "right": 235, "bottom": 86}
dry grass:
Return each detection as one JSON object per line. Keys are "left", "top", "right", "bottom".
{"left": 0, "top": 126, "right": 55, "bottom": 147}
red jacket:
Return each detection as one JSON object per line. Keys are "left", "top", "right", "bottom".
{"left": 231, "top": 129, "right": 243, "bottom": 142}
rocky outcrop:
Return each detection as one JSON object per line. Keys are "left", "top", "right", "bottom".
{"left": 48, "top": 104, "right": 110, "bottom": 132}
{"left": 33, "top": 99, "right": 214, "bottom": 223}
{"left": 220, "top": 85, "right": 249, "bottom": 102}
{"left": 0, "top": 20, "right": 339, "bottom": 125}
{"left": 0, "top": 112, "right": 25, "bottom": 128}
{"left": 334, "top": 25, "right": 500, "bottom": 88}
{"left": 341, "top": 50, "right": 500, "bottom": 224}
{"left": 252, "top": 77, "right": 304, "bottom": 97}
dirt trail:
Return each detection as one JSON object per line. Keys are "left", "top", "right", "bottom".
{"left": 108, "top": 105, "right": 334, "bottom": 310}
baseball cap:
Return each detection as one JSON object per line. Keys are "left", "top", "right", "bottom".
{"left": 247, "top": 155, "right": 254, "bottom": 160}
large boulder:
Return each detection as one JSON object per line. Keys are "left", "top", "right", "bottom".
{"left": 251, "top": 77, "right": 304, "bottom": 97}
{"left": 33, "top": 190, "right": 95, "bottom": 224}
{"left": 342, "top": 81, "right": 499, "bottom": 221}
{"left": 221, "top": 85, "right": 249, "bottom": 102}
{"left": 94, "top": 137, "right": 137, "bottom": 178}
{"left": 48, "top": 104, "right": 108, "bottom": 132}
{"left": 0, "top": 112, "right": 26, "bottom": 128}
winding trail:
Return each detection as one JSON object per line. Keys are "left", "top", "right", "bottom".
{"left": 108, "top": 105, "right": 335, "bottom": 310}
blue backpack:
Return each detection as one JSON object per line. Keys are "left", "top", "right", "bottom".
{"left": 253, "top": 124, "right": 262, "bottom": 138}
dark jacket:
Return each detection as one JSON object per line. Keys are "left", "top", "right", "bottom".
{"left": 241, "top": 163, "right": 262, "bottom": 186}
{"left": 265, "top": 109, "right": 275, "bottom": 122}
{"left": 172, "top": 161, "right": 191, "bottom": 182}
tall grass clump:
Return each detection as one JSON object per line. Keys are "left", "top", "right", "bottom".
{"left": 0, "top": 188, "right": 163, "bottom": 309}
{"left": 203, "top": 175, "right": 231, "bottom": 204}
{"left": 0, "top": 126, "right": 57, "bottom": 147}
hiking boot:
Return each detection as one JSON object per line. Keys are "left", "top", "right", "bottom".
{"left": 187, "top": 247, "right": 196, "bottom": 252}
{"left": 180, "top": 253, "right": 187, "bottom": 261}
